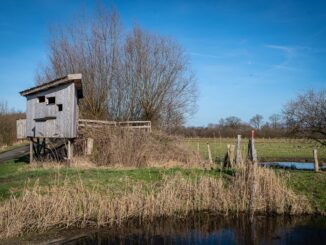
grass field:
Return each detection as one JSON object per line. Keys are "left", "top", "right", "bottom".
{"left": 185, "top": 138, "right": 326, "bottom": 163}
{"left": 0, "top": 159, "right": 225, "bottom": 201}
{"left": 0, "top": 159, "right": 325, "bottom": 213}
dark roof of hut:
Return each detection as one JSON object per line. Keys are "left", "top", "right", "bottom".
{"left": 20, "top": 74, "right": 83, "bottom": 98}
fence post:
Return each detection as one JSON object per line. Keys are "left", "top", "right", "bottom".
{"left": 207, "top": 143, "right": 213, "bottom": 164}
{"left": 248, "top": 130, "right": 258, "bottom": 165}
{"left": 86, "top": 138, "right": 94, "bottom": 155}
{"left": 225, "top": 144, "right": 235, "bottom": 168}
{"left": 230, "top": 144, "right": 235, "bottom": 167}
{"left": 313, "top": 149, "right": 319, "bottom": 172}
{"left": 236, "top": 135, "right": 242, "bottom": 165}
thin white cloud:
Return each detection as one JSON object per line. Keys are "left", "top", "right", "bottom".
{"left": 264, "top": 44, "right": 295, "bottom": 56}
{"left": 188, "top": 52, "right": 222, "bottom": 59}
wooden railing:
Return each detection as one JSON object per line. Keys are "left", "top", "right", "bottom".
{"left": 78, "top": 119, "right": 151, "bottom": 132}
{"left": 16, "top": 119, "right": 152, "bottom": 139}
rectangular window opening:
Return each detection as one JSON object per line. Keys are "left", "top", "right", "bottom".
{"left": 57, "top": 104, "right": 63, "bottom": 111}
{"left": 47, "top": 97, "right": 55, "bottom": 105}
{"left": 38, "top": 96, "right": 45, "bottom": 103}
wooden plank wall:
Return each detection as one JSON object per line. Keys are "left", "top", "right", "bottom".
{"left": 25, "top": 83, "right": 78, "bottom": 138}
{"left": 16, "top": 119, "right": 26, "bottom": 139}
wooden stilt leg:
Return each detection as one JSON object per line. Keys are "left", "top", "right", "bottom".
{"left": 29, "top": 138, "right": 33, "bottom": 164}
{"left": 67, "top": 139, "right": 73, "bottom": 161}
{"left": 67, "top": 139, "right": 71, "bottom": 160}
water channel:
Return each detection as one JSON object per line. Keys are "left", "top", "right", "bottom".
{"left": 9, "top": 213, "right": 326, "bottom": 245}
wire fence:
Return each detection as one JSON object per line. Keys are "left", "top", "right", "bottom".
{"left": 184, "top": 137, "right": 326, "bottom": 164}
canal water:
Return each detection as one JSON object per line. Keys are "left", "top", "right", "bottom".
{"left": 260, "top": 162, "right": 326, "bottom": 170}
{"left": 11, "top": 213, "right": 326, "bottom": 245}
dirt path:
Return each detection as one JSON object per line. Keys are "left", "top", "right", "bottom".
{"left": 0, "top": 145, "right": 29, "bottom": 164}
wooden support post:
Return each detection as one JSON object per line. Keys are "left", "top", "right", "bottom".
{"left": 207, "top": 143, "right": 213, "bottom": 164}
{"left": 67, "top": 139, "right": 73, "bottom": 161}
{"left": 86, "top": 138, "right": 94, "bottom": 155}
{"left": 313, "top": 149, "right": 319, "bottom": 172}
{"left": 29, "top": 138, "right": 33, "bottom": 164}
{"left": 236, "top": 135, "right": 242, "bottom": 165}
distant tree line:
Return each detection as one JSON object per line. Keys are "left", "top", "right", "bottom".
{"left": 170, "top": 114, "right": 286, "bottom": 138}
{"left": 0, "top": 101, "right": 25, "bottom": 147}
{"left": 172, "top": 89, "right": 326, "bottom": 145}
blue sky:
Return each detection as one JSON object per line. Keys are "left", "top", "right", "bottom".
{"left": 0, "top": 0, "right": 325, "bottom": 126}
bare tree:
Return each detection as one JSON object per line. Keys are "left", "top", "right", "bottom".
{"left": 121, "top": 27, "right": 196, "bottom": 127}
{"left": 36, "top": 7, "right": 197, "bottom": 128}
{"left": 224, "top": 116, "right": 242, "bottom": 130}
{"left": 283, "top": 89, "right": 326, "bottom": 145}
{"left": 250, "top": 114, "right": 263, "bottom": 129}
{"left": 269, "top": 113, "right": 281, "bottom": 129}
{"left": 36, "top": 6, "right": 123, "bottom": 120}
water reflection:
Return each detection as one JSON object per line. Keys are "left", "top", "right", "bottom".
{"left": 42, "top": 214, "right": 326, "bottom": 245}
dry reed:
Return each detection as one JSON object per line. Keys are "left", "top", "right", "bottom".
{"left": 0, "top": 166, "right": 311, "bottom": 239}
{"left": 88, "top": 128, "right": 201, "bottom": 167}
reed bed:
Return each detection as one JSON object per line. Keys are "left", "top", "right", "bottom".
{"left": 88, "top": 128, "right": 201, "bottom": 167}
{"left": 0, "top": 165, "right": 311, "bottom": 239}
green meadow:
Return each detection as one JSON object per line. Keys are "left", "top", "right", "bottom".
{"left": 185, "top": 138, "right": 326, "bottom": 163}
{"left": 0, "top": 159, "right": 325, "bottom": 213}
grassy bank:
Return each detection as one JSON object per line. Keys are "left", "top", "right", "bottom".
{"left": 185, "top": 138, "right": 326, "bottom": 162}
{"left": 0, "top": 159, "right": 325, "bottom": 239}
{"left": 0, "top": 160, "right": 325, "bottom": 210}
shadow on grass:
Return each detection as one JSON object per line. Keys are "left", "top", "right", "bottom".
{"left": 14, "top": 155, "right": 29, "bottom": 164}
{"left": 212, "top": 167, "right": 236, "bottom": 176}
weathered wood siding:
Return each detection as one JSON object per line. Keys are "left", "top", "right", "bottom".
{"left": 16, "top": 119, "right": 26, "bottom": 139}
{"left": 25, "top": 83, "right": 78, "bottom": 138}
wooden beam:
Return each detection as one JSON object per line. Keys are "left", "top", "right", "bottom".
{"left": 78, "top": 119, "right": 152, "bottom": 131}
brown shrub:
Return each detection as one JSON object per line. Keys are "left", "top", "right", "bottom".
{"left": 88, "top": 128, "right": 201, "bottom": 167}
{"left": 0, "top": 113, "right": 25, "bottom": 148}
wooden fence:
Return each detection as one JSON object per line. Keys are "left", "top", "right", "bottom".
{"left": 78, "top": 119, "right": 151, "bottom": 132}
{"left": 16, "top": 119, "right": 151, "bottom": 139}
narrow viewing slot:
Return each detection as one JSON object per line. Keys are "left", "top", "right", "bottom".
{"left": 57, "top": 104, "right": 63, "bottom": 111}
{"left": 47, "top": 97, "right": 55, "bottom": 105}
{"left": 38, "top": 96, "right": 45, "bottom": 103}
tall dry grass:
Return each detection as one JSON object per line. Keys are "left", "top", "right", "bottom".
{"left": 0, "top": 113, "right": 25, "bottom": 148}
{"left": 85, "top": 128, "right": 201, "bottom": 167}
{"left": 0, "top": 166, "right": 311, "bottom": 239}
